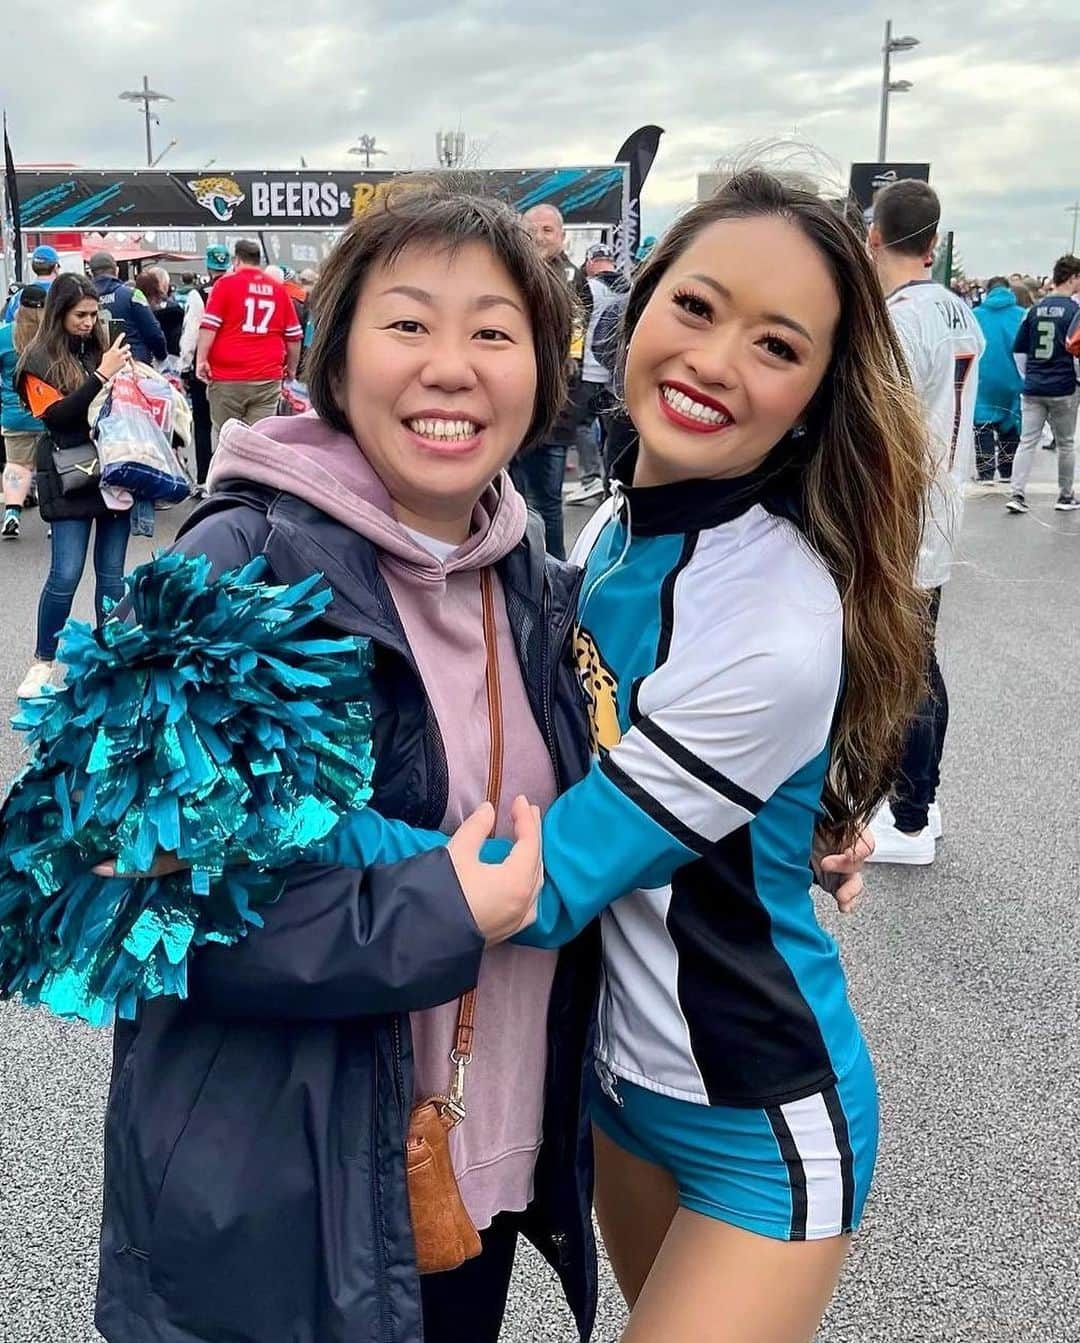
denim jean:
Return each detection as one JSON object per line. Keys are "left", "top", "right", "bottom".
{"left": 35, "top": 513, "right": 131, "bottom": 661}
{"left": 1009, "top": 392, "right": 1078, "bottom": 496}
{"left": 510, "top": 443, "right": 567, "bottom": 559}
{"left": 974, "top": 421, "right": 1018, "bottom": 481}
{"left": 892, "top": 589, "right": 946, "bottom": 834}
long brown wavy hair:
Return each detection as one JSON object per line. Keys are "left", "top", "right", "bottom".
{"left": 622, "top": 169, "right": 931, "bottom": 841}
{"left": 16, "top": 272, "right": 107, "bottom": 394}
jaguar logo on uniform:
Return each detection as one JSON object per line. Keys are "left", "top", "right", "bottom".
{"left": 187, "top": 175, "right": 246, "bottom": 223}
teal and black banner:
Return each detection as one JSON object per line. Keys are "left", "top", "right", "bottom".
{"left": 15, "top": 166, "right": 628, "bottom": 232}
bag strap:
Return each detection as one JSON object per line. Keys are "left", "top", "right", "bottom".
{"left": 446, "top": 567, "right": 503, "bottom": 1123}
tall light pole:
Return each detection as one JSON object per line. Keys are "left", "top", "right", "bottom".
{"left": 119, "top": 76, "right": 174, "bottom": 166}
{"left": 348, "top": 135, "right": 388, "bottom": 170}
{"left": 877, "top": 21, "right": 920, "bottom": 160}
{"left": 1067, "top": 203, "right": 1080, "bottom": 255}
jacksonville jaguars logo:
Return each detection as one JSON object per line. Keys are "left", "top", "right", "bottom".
{"left": 574, "top": 627, "right": 622, "bottom": 755}
{"left": 187, "top": 175, "right": 246, "bottom": 223}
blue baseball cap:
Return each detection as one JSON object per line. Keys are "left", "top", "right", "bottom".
{"left": 206, "top": 244, "right": 230, "bottom": 271}
{"left": 31, "top": 244, "right": 59, "bottom": 265}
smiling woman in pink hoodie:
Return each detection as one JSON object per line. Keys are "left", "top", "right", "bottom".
{"left": 94, "top": 185, "right": 604, "bottom": 1343}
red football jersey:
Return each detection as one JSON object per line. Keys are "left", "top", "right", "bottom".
{"left": 200, "top": 267, "right": 303, "bottom": 381}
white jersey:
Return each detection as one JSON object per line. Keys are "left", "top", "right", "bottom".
{"left": 887, "top": 280, "right": 985, "bottom": 589}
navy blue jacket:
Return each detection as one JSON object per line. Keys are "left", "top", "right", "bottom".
{"left": 94, "top": 483, "right": 599, "bottom": 1343}
{"left": 94, "top": 275, "right": 167, "bottom": 365}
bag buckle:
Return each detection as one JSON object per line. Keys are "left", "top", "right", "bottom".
{"left": 446, "top": 1049, "right": 471, "bottom": 1124}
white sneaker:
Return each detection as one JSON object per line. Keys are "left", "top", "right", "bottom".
{"left": 867, "top": 804, "right": 936, "bottom": 865}
{"left": 565, "top": 479, "right": 606, "bottom": 505}
{"left": 874, "top": 798, "right": 943, "bottom": 840}
{"left": 16, "top": 660, "right": 55, "bottom": 700}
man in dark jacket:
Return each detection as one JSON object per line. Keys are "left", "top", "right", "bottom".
{"left": 513, "top": 205, "right": 589, "bottom": 559}
{"left": 89, "top": 251, "right": 168, "bottom": 366}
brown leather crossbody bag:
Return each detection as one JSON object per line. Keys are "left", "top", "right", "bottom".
{"left": 406, "top": 567, "right": 504, "bottom": 1275}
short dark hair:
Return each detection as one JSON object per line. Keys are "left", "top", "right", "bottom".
{"left": 181, "top": 270, "right": 196, "bottom": 284}
{"left": 31, "top": 258, "right": 59, "bottom": 277}
{"left": 873, "top": 179, "right": 940, "bottom": 257}
{"left": 234, "top": 239, "right": 262, "bottom": 265}
{"left": 1051, "top": 255, "right": 1080, "bottom": 287}
{"left": 306, "top": 179, "right": 572, "bottom": 451}
{"left": 986, "top": 276, "right": 1009, "bottom": 292}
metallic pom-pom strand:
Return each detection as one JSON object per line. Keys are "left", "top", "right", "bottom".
{"left": 0, "top": 553, "right": 375, "bottom": 1025}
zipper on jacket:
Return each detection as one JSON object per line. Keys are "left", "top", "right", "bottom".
{"left": 369, "top": 1041, "right": 392, "bottom": 1343}
{"left": 539, "top": 570, "right": 584, "bottom": 788}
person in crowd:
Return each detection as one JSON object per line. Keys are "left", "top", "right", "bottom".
{"left": 91, "top": 179, "right": 871, "bottom": 1343}
{"left": 513, "top": 203, "right": 587, "bottom": 557}
{"left": 175, "top": 271, "right": 199, "bottom": 307}
{"left": 866, "top": 178, "right": 984, "bottom": 866}
{"left": 135, "top": 267, "right": 184, "bottom": 363}
{"left": 565, "top": 241, "right": 630, "bottom": 505}
{"left": 0, "top": 283, "right": 47, "bottom": 538}
{"left": 92, "top": 184, "right": 598, "bottom": 1343}
{"left": 89, "top": 251, "right": 167, "bottom": 366}
{"left": 297, "top": 267, "right": 320, "bottom": 367}
{"left": 195, "top": 238, "right": 302, "bottom": 448}
{"left": 302, "top": 169, "right": 918, "bottom": 1343}
{"left": 179, "top": 245, "right": 230, "bottom": 489}
{"left": 973, "top": 276, "right": 1026, "bottom": 484}
{"left": 13, "top": 274, "right": 132, "bottom": 699}
{"left": 2, "top": 244, "right": 63, "bottom": 321}
{"left": 1005, "top": 254, "right": 1080, "bottom": 515}
{"left": 1011, "top": 280, "right": 1035, "bottom": 309}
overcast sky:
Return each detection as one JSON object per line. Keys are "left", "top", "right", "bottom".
{"left": 3, "top": 0, "right": 1078, "bottom": 275}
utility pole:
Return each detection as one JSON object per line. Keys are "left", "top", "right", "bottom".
{"left": 118, "top": 76, "right": 174, "bottom": 166}
{"left": 1067, "top": 203, "right": 1080, "bottom": 255}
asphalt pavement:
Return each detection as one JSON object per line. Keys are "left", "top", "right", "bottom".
{"left": 1, "top": 457, "right": 1078, "bottom": 1343}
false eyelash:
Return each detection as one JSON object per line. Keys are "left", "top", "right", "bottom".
{"left": 672, "top": 288, "right": 713, "bottom": 319}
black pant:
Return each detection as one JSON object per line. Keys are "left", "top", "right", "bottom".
{"left": 420, "top": 1212, "right": 519, "bottom": 1343}
{"left": 510, "top": 443, "right": 567, "bottom": 559}
{"left": 184, "top": 372, "right": 213, "bottom": 486}
{"left": 974, "top": 421, "right": 1018, "bottom": 481}
{"left": 892, "top": 589, "right": 947, "bottom": 833}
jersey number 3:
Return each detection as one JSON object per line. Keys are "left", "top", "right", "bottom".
{"left": 950, "top": 354, "right": 976, "bottom": 468}
{"left": 241, "top": 298, "right": 275, "bottom": 335}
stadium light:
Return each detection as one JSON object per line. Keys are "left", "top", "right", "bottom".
{"left": 877, "top": 21, "right": 920, "bottom": 160}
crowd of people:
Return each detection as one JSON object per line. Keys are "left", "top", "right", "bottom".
{"left": 0, "top": 168, "right": 1077, "bottom": 1343}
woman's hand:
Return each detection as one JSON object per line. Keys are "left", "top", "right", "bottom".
{"left": 813, "top": 826, "right": 875, "bottom": 914}
{"left": 447, "top": 796, "right": 542, "bottom": 945}
{"left": 98, "top": 333, "right": 131, "bottom": 381}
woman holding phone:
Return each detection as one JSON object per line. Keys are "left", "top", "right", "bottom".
{"left": 15, "top": 272, "right": 132, "bottom": 699}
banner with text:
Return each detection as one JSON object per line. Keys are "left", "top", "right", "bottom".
{"left": 849, "top": 162, "right": 931, "bottom": 217}
{"left": 15, "top": 166, "right": 628, "bottom": 232}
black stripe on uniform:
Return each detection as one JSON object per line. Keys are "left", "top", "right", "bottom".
{"left": 635, "top": 715, "right": 764, "bottom": 816}
{"left": 628, "top": 532, "right": 700, "bottom": 726}
{"left": 821, "top": 1084, "right": 856, "bottom": 1234}
{"left": 599, "top": 756, "right": 710, "bottom": 856}
{"left": 766, "top": 1106, "right": 808, "bottom": 1241}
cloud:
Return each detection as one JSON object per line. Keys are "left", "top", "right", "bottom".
{"left": 3, "top": 0, "right": 1079, "bottom": 273}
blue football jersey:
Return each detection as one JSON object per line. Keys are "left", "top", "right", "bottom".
{"left": 1014, "top": 294, "right": 1080, "bottom": 397}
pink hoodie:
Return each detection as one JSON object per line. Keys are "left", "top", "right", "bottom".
{"left": 209, "top": 414, "right": 560, "bottom": 1231}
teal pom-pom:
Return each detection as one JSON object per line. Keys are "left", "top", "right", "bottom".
{"left": 0, "top": 552, "right": 375, "bottom": 1026}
